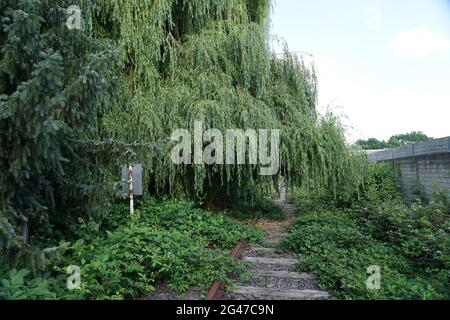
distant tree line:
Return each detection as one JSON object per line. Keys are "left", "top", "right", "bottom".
{"left": 356, "top": 131, "right": 432, "bottom": 150}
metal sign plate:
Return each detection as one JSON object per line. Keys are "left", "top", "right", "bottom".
{"left": 121, "top": 164, "right": 143, "bottom": 195}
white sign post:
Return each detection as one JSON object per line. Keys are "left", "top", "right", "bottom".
{"left": 128, "top": 165, "right": 134, "bottom": 216}
{"left": 122, "top": 164, "right": 142, "bottom": 216}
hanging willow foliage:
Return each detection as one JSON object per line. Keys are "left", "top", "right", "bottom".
{"left": 92, "top": 0, "right": 367, "bottom": 201}
{"left": 0, "top": 0, "right": 368, "bottom": 269}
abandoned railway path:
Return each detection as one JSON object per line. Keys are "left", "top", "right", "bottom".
{"left": 223, "top": 199, "right": 330, "bottom": 300}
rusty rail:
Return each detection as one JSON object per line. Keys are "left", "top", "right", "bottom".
{"left": 205, "top": 217, "right": 259, "bottom": 300}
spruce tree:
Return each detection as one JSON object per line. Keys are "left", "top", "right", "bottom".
{"left": 0, "top": 0, "right": 116, "bottom": 260}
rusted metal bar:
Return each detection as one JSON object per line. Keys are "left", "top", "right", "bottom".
{"left": 205, "top": 217, "right": 259, "bottom": 300}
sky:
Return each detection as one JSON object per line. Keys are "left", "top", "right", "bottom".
{"left": 270, "top": 0, "right": 450, "bottom": 142}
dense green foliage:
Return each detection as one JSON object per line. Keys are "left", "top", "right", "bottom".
{"left": 0, "top": 0, "right": 381, "bottom": 302}
{"left": 0, "top": 200, "right": 262, "bottom": 300}
{"left": 215, "top": 185, "right": 283, "bottom": 220}
{"left": 0, "top": 268, "right": 57, "bottom": 300}
{"left": 0, "top": 0, "right": 118, "bottom": 264}
{"left": 93, "top": 0, "right": 366, "bottom": 202}
{"left": 281, "top": 164, "right": 450, "bottom": 300}
{"left": 356, "top": 131, "right": 432, "bottom": 150}
{"left": 1, "top": 0, "right": 366, "bottom": 274}
{"left": 2, "top": 0, "right": 444, "bottom": 303}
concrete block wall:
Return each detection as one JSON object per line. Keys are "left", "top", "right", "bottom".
{"left": 368, "top": 137, "right": 450, "bottom": 201}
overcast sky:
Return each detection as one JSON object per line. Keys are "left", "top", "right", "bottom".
{"left": 270, "top": 0, "right": 450, "bottom": 142}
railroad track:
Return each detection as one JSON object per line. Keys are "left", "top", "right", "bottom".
{"left": 208, "top": 199, "right": 330, "bottom": 300}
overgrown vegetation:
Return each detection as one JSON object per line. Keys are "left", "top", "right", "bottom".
{"left": 1, "top": 200, "right": 262, "bottom": 300}
{"left": 281, "top": 164, "right": 450, "bottom": 300}
{"left": 216, "top": 185, "right": 283, "bottom": 220}
{"left": 1, "top": 0, "right": 365, "bottom": 274}
{"left": 96, "top": 0, "right": 366, "bottom": 203}
{"left": 0, "top": 0, "right": 119, "bottom": 267}
{"left": 4, "top": 0, "right": 439, "bottom": 302}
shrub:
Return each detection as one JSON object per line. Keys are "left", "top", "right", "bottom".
{"left": 0, "top": 199, "right": 262, "bottom": 300}
{"left": 56, "top": 200, "right": 262, "bottom": 299}
{"left": 57, "top": 224, "right": 244, "bottom": 299}
{"left": 280, "top": 205, "right": 449, "bottom": 299}
{"left": 362, "top": 163, "right": 400, "bottom": 204}
{"left": 282, "top": 164, "right": 449, "bottom": 300}
{"left": 289, "top": 163, "right": 400, "bottom": 211}
{"left": 219, "top": 186, "right": 283, "bottom": 220}
{"left": 0, "top": 268, "right": 57, "bottom": 300}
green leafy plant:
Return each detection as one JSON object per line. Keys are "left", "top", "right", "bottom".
{"left": 43, "top": 199, "right": 263, "bottom": 300}
{"left": 281, "top": 164, "right": 449, "bottom": 300}
{"left": 0, "top": 268, "right": 57, "bottom": 300}
{"left": 280, "top": 205, "right": 449, "bottom": 300}
{"left": 411, "top": 179, "right": 429, "bottom": 204}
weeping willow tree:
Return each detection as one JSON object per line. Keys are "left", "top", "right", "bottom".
{"left": 0, "top": 0, "right": 367, "bottom": 268}
{"left": 92, "top": 0, "right": 367, "bottom": 204}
